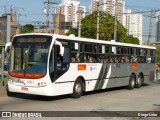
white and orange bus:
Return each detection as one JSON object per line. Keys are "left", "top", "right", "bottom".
{"left": 6, "top": 33, "right": 156, "bottom": 98}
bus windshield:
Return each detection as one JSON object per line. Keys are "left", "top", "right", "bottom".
{"left": 8, "top": 35, "right": 52, "bottom": 79}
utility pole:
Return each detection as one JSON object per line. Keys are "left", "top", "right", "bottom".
{"left": 96, "top": 0, "right": 119, "bottom": 40}
{"left": 155, "top": 11, "right": 160, "bottom": 42}
{"left": 113, "top": 0, "right": 117, "bottom": 42}
{"left": 44, "top": 0, "right": 59, "bottom": 29}
{"left": 45, "top": 0, "right": 50, "bottom": 29}
{"left": 96, "top": 2, "right": 100, "bottom": 40}
{"left": 78, "top": 12, "right": 81, "bottom": 37}
{"left": 147, "top": 10, "right": 158, "bottom": 45}
{"left": 1, "top": 8, "right": 11, "bottom": 86}
{"left": 147, "top": 10, "right": 153, "bottom": 45}
{"left": 77, "top": 9, "right": 83, "bottom": 37}
{"left": 6, "top": 14, "right": 11, "bottom": 43}
{"left": 1, "top": 46, "right": 4, "bottom": 86}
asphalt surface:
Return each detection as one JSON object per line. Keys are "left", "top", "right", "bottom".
{"left": 0, "top": 80, "right": 160, "bottom": 120}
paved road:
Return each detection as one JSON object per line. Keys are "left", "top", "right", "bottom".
{"left": 0, "top": 81, "right": 160, "bottom": 120}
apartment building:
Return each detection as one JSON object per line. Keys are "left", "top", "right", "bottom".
{"left": 123, "top": 9, "right": 143, "bottom": 44}
{"left": 90, "top": 0, "right": 125, "bottom": 24}
{"left": 55, "top": 0, "right": 86, "bottom": 29}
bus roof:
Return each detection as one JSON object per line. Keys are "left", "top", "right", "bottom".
{"left": 54, "top": 34, "right": 156, "bottom": 50}
{"left": 14, "top": 33, "right": 54, "bottom": 37}
{"left": 14, "top": 33, "right": 156, "bottom": 50}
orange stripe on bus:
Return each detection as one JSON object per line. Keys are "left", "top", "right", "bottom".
{"left": 78, "top": 64, "right": 86, "bottom": 71}
{"left": 131, "top": 64, "right": 137, "bottom": 70}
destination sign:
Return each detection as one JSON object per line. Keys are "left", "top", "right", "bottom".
{"left": 17, "top": 38, "right": 47, "bottom": 43}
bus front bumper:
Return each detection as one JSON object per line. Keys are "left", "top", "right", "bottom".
{"left": 7, "top": 83, "right": 54, "bottom": 96}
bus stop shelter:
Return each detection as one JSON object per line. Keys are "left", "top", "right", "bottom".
{"left": 0, "top": 44, "right": 5, "bottom": 86}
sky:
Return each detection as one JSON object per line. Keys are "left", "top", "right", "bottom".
{"left": 0, "top": 0, "right": 160, "bottom": 42}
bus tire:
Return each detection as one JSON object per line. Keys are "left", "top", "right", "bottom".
{"left": 71, "top": 78, "right": 83, "bottom": 98}
{"left": 136, "top": 74, "right": 143, "bottom": 88}
{"left": 128, "top": 74, "right": 135, "bottom": 90}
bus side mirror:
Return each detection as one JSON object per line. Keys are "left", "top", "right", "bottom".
{"left": 5, "top": 42, "right": 12, "bottom": 54}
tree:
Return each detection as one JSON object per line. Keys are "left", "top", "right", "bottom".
{"left": 66, "top": 11, "right": 139, "bottom": 44}
{"left": 66, "top": 28, "right": 78, "bottom": 36}
{"left": 40, "top": 25, "right": 47, "bottom": 29}
{"left": 156, "top": 45, "right": 160, "bottom": 63}
{"left": 22, "top": 24, "right": 34, "bottom": 33}
{"left": 122, "top": 35, "right": 139, "bottom": 44}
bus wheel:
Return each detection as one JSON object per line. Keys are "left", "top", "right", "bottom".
{"left": 128, "top": 74, "right": 135, "bottom": 90}
{"left": 136, "top": 74, "right": 143, "bottom": 88}
{"left": 71, "top": 79, "right": 83, "bottom": 98}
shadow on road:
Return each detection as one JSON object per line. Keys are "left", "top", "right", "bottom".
{"left": 153, "top": 104, "right": 160, "bottom": 107}
{"left": 8, "top": 93, "right": 71, "bottom": 101}
{"left": 83, "top": 83, "right": 150, "bottom": 97}
{"left": 154, "top": 79, "right": 160, "bottom": 84}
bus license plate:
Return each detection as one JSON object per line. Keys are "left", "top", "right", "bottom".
{"left": 21, "top": 87, "right": 28, "bottom": 91}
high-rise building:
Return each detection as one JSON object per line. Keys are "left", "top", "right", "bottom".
{"left": 55, "top": 0, "right": 86, "bottom": 29}
{"left": 156, "top": 11, "right": 160, "bottom": 42}
{"left": 123, "top": 9, "right": 143, "bottom": 44}
{"left": 90, "top": 0, "right": 125, "bottom": 24}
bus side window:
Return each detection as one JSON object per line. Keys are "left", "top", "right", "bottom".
{"left": 151, "top": 49, "right": 156, "bottom": 63}
{"left": 71, "top": 42, "right": 83, "bottom": 63}
{"left": 117, "top": 47, "right": 122, "bottom": 54}
{"left": 63, "top": 46, "right": 70, "bottom": 63}
{"left": 112, "top": 46, "right": 117, "bottom": 54}
{"left": 84, "top": 43, "right": 97, "bottom": 63}
{"left": 71, "top": 53, "right": 81, "bottom": 63}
